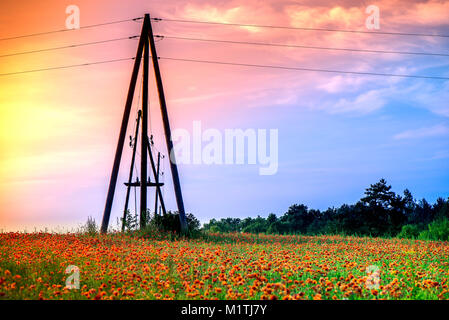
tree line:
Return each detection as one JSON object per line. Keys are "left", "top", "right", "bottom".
{"left": 202, "top": 179, "right": 449, "bottom": 240}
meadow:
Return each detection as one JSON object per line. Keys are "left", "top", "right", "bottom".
{"left": 0, "top": 231, "right": 448, "bottom": 300}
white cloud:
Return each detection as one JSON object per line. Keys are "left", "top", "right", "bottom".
{"left": 318, "top": 75, "right": 369, "bottom": 93}
{"left": 430, "top": 150, "right": 449, "bottom": 160}
{"left": 329, "top": 89, "right": 387, "bottom": 114}
{"left": 394, "top": 124, "right": 449, "bottom": 140}
{"left": 412, "top": 82, "right": 449, "bottom": 117}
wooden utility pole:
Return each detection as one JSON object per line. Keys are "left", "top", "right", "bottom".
{"left": 100, "top": 13, "right": 188, "bottom": 234}
{"left": 140, "top": 32, "right": 149, "bottom": 228}
{"left": 147, "top": 14, "right": 188, "bottom": 233}
{"left": 100, "top": 16, "right": 148, "bottom": 234}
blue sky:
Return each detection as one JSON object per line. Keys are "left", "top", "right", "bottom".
{"left": 0, "top": 0, "right": 448, "bottom": 231}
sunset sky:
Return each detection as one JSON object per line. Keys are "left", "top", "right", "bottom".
{"left": 0, "top": 0, "right": 448, "bottom": 231}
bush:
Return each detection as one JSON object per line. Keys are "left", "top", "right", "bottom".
{"left": 83, "top": 216, "right": 98, "bottom": 235}
{"left": 418, "top": 219, "right": 449, "bottom": 241}
{"left": 398, "top": 224, "right": 421, "bottom": 239}
{"left": 207, "top": 225, "right": 221, "bottom": 233}
{"left": 151, "top": 211, "right": 200, "bottom": 235}
{"left": 121, "top": 211, "right": 139, "bottom": 231}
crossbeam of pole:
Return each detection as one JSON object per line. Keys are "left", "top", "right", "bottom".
{"left": 125, "top": 181, "right": 164, "bottom": 187}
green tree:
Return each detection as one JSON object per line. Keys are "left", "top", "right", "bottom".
{"left": 361, "top": 179, "right": 405, "bottom": 235}
{"left": 280, "top": 204, "right": 313, "bottom": 234}
{"left": 361, "top": 178, "right": 396, "bottom": 209}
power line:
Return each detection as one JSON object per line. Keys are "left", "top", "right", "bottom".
{"left": 1, "top": 55, "right": 447, "bottom": 80}
{"left": 0, "top": 36, "right": 139, "bottom": 58}
{"left": 158, "top": 56, "right": 449, "bottom": 80}
{"left": 155, "top": 35, "right": 449, "bottom": 57}
{"left": 3, "top": 31, "right": 445, "bottom": 63}
{"left": 0, "top": 17, "right": 143, "bottom": 42}
{"left": 152, "top": 17, "right": 449, "bottom": 38}
{"left": 0, "top": 57, "right": 134, "bottom": 77}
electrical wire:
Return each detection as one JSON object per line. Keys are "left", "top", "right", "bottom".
{"left": 154, "top": 35, "right": 449, "bottom": 57}
{"left": 0, "top": 17, "right": 143, "bottom": 41}
{"left": 1, "top": 55, "right": 447, "bottom": 80}
{"left": 151, "top": 17, "right": 449, "bottom": 38}
{"left": 158, "top": 56, "right": 449, "bottom": 80}
{"left": 0, "top": 36, "right": 139, "bottom": 58}
{"left": 0, "top": 57, "right": 135, "bottom": 77}
{"left": 134, "top": 180, "right": 137, "bottom": 216}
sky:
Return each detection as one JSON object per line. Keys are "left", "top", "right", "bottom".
{"left": 0, "top": 0, "right": 448, "bottom": 231}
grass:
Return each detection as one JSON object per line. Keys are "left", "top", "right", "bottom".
{"left": 0, "top": 231, "right": 448, "bottom": 300}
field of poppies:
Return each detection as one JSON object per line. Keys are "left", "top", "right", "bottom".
{"left": 0, "top": 231, "right": 448, "bottom": 300}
